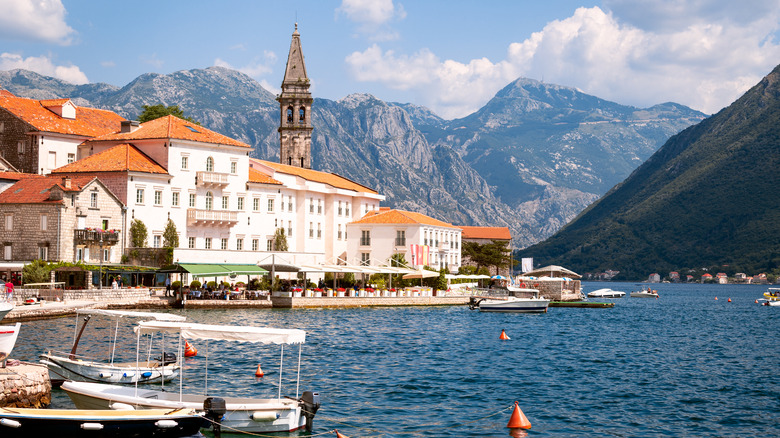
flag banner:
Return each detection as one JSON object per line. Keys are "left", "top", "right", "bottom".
{"left": 521, "top": 258, "right": 533, "bottom": 273}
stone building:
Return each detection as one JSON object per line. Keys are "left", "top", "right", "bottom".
{"left": 0, "top": 90, "right": 125, "bottom": 174}
{"left": 277, "top": 24, "right": 313, "bottom": 169}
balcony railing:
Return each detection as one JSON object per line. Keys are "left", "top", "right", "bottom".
{"left": 195, "top": 171, "right": 230, "bottom": 187}
{"left": 74, "top": 229, "right": 120, "bottom": 245}
{"left": 187, "top": 209, "right": 238, "bottom": 226}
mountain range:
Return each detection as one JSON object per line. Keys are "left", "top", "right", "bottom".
{"left": 0, "top": 67, "right": 706, "bottom": 247}
{"left": 518, "top": 63, "right": 780, "bottom": 279}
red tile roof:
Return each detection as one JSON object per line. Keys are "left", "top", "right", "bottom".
{"left": 0, "top": 171, "right": 37, "bottom": 181}
{"left": 0, "top": 174, "right": 96, "bottom": 204}
{"left": 252, "top": 159, "right": 378, "bottom": 194}
{"left": 86, "top": 115, "right": 250, "bottom": 148}
{"left": 351, "top": 208, "right": 459, "bottom": 228}
{"left": 0, "top": 93, "right": 125, "bottom": 137}
{"left": 460, "top": 226, "right": 511, "bottom": 240}
{"left": 51, "top": 143, "right": 168, "bottom": 175}
{"left": 248, "top": 167, "right": 283, "bottom": 185}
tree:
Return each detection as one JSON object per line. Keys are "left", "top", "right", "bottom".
{"left": 137, "top": 104, "right": 200, "bottom": 124}
{"left": 130, "top": 219, "right": 148, "bottom": 248}
{"left": 463, "top": 240, "right": 511, "bottom": 275}
{"left": 162, "top": 219, "right": 179, "bottom": 248}
{"left": 272, "top": 228, "right": 288, "bottom": 251}
{"left": 23, "top": 259, "right": 50, "bottom": 284}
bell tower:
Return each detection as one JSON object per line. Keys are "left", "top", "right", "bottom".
{"left": 277, "top": 23, "right": 313, "bottom": 169}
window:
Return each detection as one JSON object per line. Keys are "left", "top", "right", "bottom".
{"left": 360, "top": 230, "right": 371, "bottom": 246}
{"left": 309, "top": 199, "right": 314, "bottom": 214}
{"left": 288, "top": 221, "right": 293, "bottom": 238}
{"left": 39, "top": 246, "right": 48, "bottom": 261}
{"left": 205, "top": 238, "right": 212, "bottom": 249}
{"left": 136, "top": 188, "right": 144, "bottom": 204}
{"left": 222, "top": 196, "right": 229, "bottom": 209}
{"left": 154, "top": 190, "right": 162, "bottom": 206}
{"left": 0, "top": 122, "right": 3, "bottom": 133}
{"left": 40, "top": 215, "right": 48, "bottom": 231}
{"left": 338, "top": 201, "right": 343, "bottom": 216}
{"left": 299, "top": 107, "right": 306, "bottom": 124}
{"left": 90, "top": 192, "right": 98, "bottom": 208}
{"left": 317, "top": 223, "right": 321, "bottom": 239}
{"left": 4, "top": 244, "right": 11, "bottom": 260}
{"left": 230, "top": 162, "right": 237, "bottom": 174}
{"left": 4, "top": 214, "right": 12, "bottom": 231}
{"left": 317, "top": 200, "right": 322, "bottom": 214}
{"left": 338, "top": 224, "right": 342, "bottom": 240}
{"left": 237, "top": 197, "right": 244, "bottom": 210}
{"left": 267, "top": 199, "right": 274, "bottom": 212}
{"left": 396, "top": 230, "right": 406, "bottom": 247}
{"left": 221, "top": 238, "right": 228, "bottom": 250}
{"left": 309, "top": 222, "right": 314, "bottom": 238}
{"left": 181, "top": 156, "right": 189, "bottom": 170}
{"left": 361, "top": 252, "right": 370, "bottom": 266}
{"left": 346, "top": 203, "right": 350, "bottom": 216}
{"left": 102, "top": 219, "right": 109, "bottom": 230}
{"left": 189, "top": 193, "right": 196, "bottom": 207}
{"left": 205, "top": 192, "right": 213, "bottom": 210}
{"left": 67, "top": 153, "right": 75, "bottom": 164}
{"left": 236, "top": 239, "right": 243, "bottom": 251}
{"left": 267, "top": 240, "right": 273, "bottom": 251}
{"left": 76, "top": 247, "right": 84, "bottom": 261}
{"left": 286, "top": 106, "right": 293, "bottom": 123}
{"left": 188, "top": 237, "right": 195, "bottom": 249}
{"left": 288, "top": 198, "right": 293, "bottom": 212}
{"left": 253, "top": 198, "right": 260, "bottom": 211}
{"left": 172, "top": 192, "right": 179, "bottom": 207}
{"left": 252, "top": 239, "right": 259, "bottom": 251}
{"left": 206, "top": 156, "right": 214, "bottom": 172}
{"left": 103, "top": 248, "right": 110, "bottom": 262}
{"left": 17, "top": 140, "right": 24, "bottom": 154}
{"left": 153, "top": 235, "right": 161, "bottom": 248}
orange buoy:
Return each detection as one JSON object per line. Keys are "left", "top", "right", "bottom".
{"left": 715, "top": 297, "right": 718, "bottom": 301}
{"left": 507, "top": 401, "right": 531, "bottom": 430}
{"left": 756, "top": 299, "right": 759, "bottom": 304}
{"left": 255, "top": 363, "right": 264, "bottom": 378}
{"left": 335, "top": 430, "right": 349, "bottom": 438}
{"left": 184, "top": 340, "right": 197, "bottom": 357}
{"left": 499, "top": 329, "right": 511, "bottom": 340}
{"left": 727, "top": 298, "right": 732, "bottom": 302}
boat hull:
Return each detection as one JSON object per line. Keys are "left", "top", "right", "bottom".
{"left": 0, "top": 408, "right": 206, "bottom": 438}
{"left": 0, "top": 323, "right": 20, "bottom": 365}
{"left": 630, "top": 291, "right": 659, "bottom": 298}
{"left": 477, "top": 298, "right": 550, "bottom": 313}
{"left": 40, "top": 354, "right": 179, "bottom": 387}
{"left": 0, "top": 302, "right": 12, "bottom": 322}
{"left": 62, "top": 381, "right": 307, "bottom": 433}
{"left": 587, "top": 288, "right": 625, "bottom": 298}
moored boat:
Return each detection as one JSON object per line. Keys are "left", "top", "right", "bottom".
{"left": 0, "top": 322, "right": 20, "bottom": 366}
{"left": 587, "top": 288, "right": 625, "bottom": 298}
{"left": 0, "top": 407, "right": 207, "bottom": 438}
{"left": 0, "top": 301, "right": 13, "bottom": 322}
{"left": 763, "top": 287, "right": 780, "bottom": 301}
{"left": 469, "top": 287, "right": 550, "bottom": 313}
{"left": 630, "top": 288, "right": 659, "bottom": 298}
{"left": 62, "top": 321, "right": 321, "bottom": 434}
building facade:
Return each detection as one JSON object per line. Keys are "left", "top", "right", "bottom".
{"left": 277, "top": 24, "right": 313, "bottom": 169}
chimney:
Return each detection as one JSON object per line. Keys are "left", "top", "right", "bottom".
{"left": 120, "top": 120, "right": 140, "bottom": 133}
{"left": 62, "top": 176, "right": 71, "bottom": 189}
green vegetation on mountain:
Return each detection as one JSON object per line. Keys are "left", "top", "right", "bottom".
{"left": 519, "top": 64, "right": 780, "bottom": 279}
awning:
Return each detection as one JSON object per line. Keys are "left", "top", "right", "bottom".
{"left": 134, "top": 321, "right": 305, "bottom": 345}
{"left": 219, "top": 264, "right": 268, "bottom": 276}
{"left": 76, "top": 309, "right": 186, "bottom": 322}
{"left": 167, "top": 263, "right": 268, "bottom": 278}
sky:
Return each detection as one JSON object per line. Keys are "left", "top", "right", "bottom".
{"left": 1, "top": 0, "right": 780, "bottom": 119}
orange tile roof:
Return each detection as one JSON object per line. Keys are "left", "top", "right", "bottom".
{"left": 351, "top": 209, "right": 459, "bottom": 228}
{"left": 460, "top": 226, "right": 511, "bottom": 240}
{"left": 0, "top": 93, "right": 125, "bottom": 137}
{"left": 51, "top": 143, "right": 168, "bottom": 175}
{"left": 0, "top": 174, "right": 96, "bottom": 204}
{"left": 86, "top": 115, "right": 250, "bottom": 148}
{"left": 252, "top": 159, "right": 378, "bottom": 194}
{"left": 0, "top": 171, "right": 37, "bottom": 181}
{"left": 248, "top": 167, "right": 283, "bottom": 185}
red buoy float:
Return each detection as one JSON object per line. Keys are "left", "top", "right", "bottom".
{"left": 507, "top": 401, "right": 532, "bottom": 430}
{"left": 255, "top": 363, "right": 264, "bottom": 378}
{"left": 184, "top": 340, "right": 197, "bottom": 357}
{"left": 727, "top": 298, "right": 732, "bottom": 302}
{"left": 335, "top": 430, "right": 349, "bottom": 438}
{"left": 500, "top": 329, "right": 510, "bottom": 340}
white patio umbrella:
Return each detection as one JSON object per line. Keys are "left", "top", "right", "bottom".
{"left": 402, "top": 269, "right": 440, "bottom": 280}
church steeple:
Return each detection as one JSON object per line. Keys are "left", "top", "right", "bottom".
{"left": 277, "top": 23, "right": 313, "bottom": 169}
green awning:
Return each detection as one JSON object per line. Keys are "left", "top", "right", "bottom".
{"left": 173, "top": 263, "right": 268, "bottom": 278}
{"left": 219, "top": 264, "right": 269, "bottom": 276}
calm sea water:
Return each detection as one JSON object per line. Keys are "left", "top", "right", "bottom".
{"left": 10, "top": 282, "right": 780, "bottom": 437}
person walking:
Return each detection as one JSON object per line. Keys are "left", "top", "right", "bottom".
{"left": 165, "top": 276, "right": 171, "bottom": 297}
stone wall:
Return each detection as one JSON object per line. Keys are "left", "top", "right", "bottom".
{"left": 0, "top": 108, "right": 35, "bottom": 173}
{"left": 272, "top": 296, "right": 470, "bottom": 308}
{"left": 535, "top": 280, "right": 582, "bottom": 301}
{"left": 0, "top": 203, "right": 60, "bottom": 262}
{"left": 0, "top": 363, "right": 51, "bottom": 408}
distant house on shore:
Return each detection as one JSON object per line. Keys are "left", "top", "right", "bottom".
{"left": 701, "top": 273, "right": 713, "bottom": 283}
{"left": 648, "top": 273, "right": 661, "bottom": 283}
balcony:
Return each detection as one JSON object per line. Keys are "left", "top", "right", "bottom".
{"left": 74, "top": 229, "right": 120, "bottom": 245}
{"left": 187, "top": 209, "right": 238, "bottom": 227}
{"left": 196, "top": 171, "right": 230, "bottom": 187}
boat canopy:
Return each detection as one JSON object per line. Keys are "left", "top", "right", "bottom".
{"left": 76, "top": 308, "right": 186, "bottom": 322}
{"left": 134, "top": 321, "right": 306, "bottom": 345}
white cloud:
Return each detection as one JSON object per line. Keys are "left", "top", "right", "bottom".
{"left": 345, "top": 5, "right": 780, "bottom": 118}
{"left": 337, "top": 0, "right": 406, "bottom": 41}
{"left": 214, "top": 51, "right": 278, "bottom": 90}
{"left": 0, "top": 0, "right": 76, "bottom": 45}
{"left": 0, "top": 52, "right": 88, "bottom": 84}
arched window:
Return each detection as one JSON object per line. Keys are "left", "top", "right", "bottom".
{"left": 300, "top": 157, "right": 305, "bottom": 167}
{"left": 205, "top": 191, "right": 213, "bottom": 210}
{"left": 286, "top": 106, "right": 294, "bottom": 124}
{"left": 288, "top": 157, "right": 292, "bottom": 165}
{"left": 299, "top": 106, "right": 306, "bottom": 124}
{"left": 206, "top": 156, "right": 214, "bottom": 172}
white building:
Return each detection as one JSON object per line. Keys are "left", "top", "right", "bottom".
{"left": 346, "top": 207, "right": 461, "bottom": 272}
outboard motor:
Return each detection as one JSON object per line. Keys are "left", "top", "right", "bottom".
{"left": 204, "top": 397, "right": 227, "bottom": 438}
{"left": 154, "top": 352, "right": 177, "bottom": 366}
{"left": 300, "top": 391, "right": 320, "bottom": 432}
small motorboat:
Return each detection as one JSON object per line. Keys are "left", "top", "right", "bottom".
{"left": 0, "top": 322, "right": 21, "bottom": 367}
{"left": 0, "top": 407, "right": 207, "bottom": 438}
{"left": 630, "top": 289, "right": 659, "bottom": 298}
{"left": 587, "top": 288, "right": 625, "bottom": 298}
{"left": 469, "top": 287, "right": 550, "bottom": 313}
{"left": 758, "top": 299, "right": 780, "bottom": 306}
{"left": 0, "top": 301, "right": 13, "bottom": 322}
{"left": 763, "top": 288, "right": 780, "bottom": 301}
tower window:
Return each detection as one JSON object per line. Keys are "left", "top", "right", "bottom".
{"left": 299, "top": 107, "right": 305, "bottom": 124}
{"left": 287, "top": 106, "right": 293, "bottom": 124}
{"left": 300, "top": 157, "right": 305, "bottom": 167}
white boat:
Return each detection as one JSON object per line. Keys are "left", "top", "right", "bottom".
{"left": 40, "top": 309, "right": 185, "bottom": 386}
{"left": 0, "top": 301, "right": 13, "bottom": 321}
{"left": 0, "top": 322, "right": 21, "bottom": 366}
{"left": 62, "top": 321, "right": 321, "bottom": 434}
{"left": 630, "top": 289, "right": 659, "bottom": 298}
{"left": 0, "top": 407, "right": 207, "bottom": 438}
{"left": 763, "top": 288, "right": 780, "bottom": 301}
{"left": 469, "top": 287, "right": 550, "bottom": 313}
{"left": 587, "top": 288, "right": 625, "bottom": 298}
{"left": 758, "top": 299, "right": 780, "bottom": 306}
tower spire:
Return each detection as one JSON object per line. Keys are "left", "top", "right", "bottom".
{"left": 277, "top": 23, "right": 312, "bottom": 169}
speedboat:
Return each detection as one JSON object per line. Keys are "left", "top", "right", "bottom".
{"left": 758, "top": 299, "right": 780, "bottom": 306}
{"left": 0, "top": 322, "right": 20, "bottom": 366}
{"left": 587, "top": 288, "right": 625, "bottom": 298}
{"left": 630, "top": 289, "right": 659, "bottom": 298}
{"left": 0, "top": 301, "right": 13, "bottom": 321}
{"left": 62, "top": 321, "right": 321, "bottom": 434}
{"left": 763, "top": 288, "right": 780, "bottom": 301}
{"left": 469, "top": 287, "right": 550, "bottom": 313}
{"left": 0, "top": 407, "right": 207, "bottom": 438}
{"left": 40, "top": 309, "right": 185, "bottom": 386}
